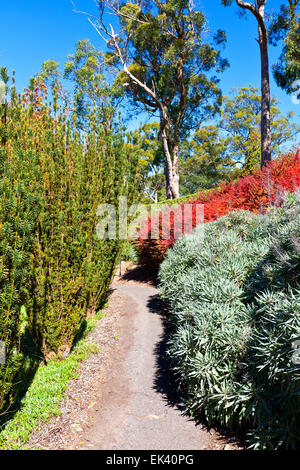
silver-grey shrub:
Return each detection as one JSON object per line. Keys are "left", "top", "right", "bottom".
{"left": 159, "top": 192, "right": 300, "bottom": 449}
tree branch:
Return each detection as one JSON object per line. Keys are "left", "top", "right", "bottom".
{"left": 235, "top": 0, "right": 266, "bottom": 33}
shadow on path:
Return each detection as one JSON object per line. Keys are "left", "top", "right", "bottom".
{"left": 120, "top": 265, "right": 158, "bottom": 286}
{"left": 147, "top": 292, "right": 246, "bottom": 449}
{"left": 147, "top": 294, "right": 182, "bottom": 408}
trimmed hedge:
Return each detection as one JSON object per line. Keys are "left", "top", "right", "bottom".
{"left": 0, "top": 78, "right": 139, "bottom": 408}
{"left": 159, "top": 192, "right": 300, "bottom": 449}
{"left": 0, "top": 148, "right": 40, "bottom": 410}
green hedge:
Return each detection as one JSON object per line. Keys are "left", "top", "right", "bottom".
{"left": 0, "top": 77, "right": 139, "bottom": 408}
{"left": 0, "top": 148, "right": 40, "bottom": 410}
{"left": 159, "top": 192, "right": 300, "bottom": 449}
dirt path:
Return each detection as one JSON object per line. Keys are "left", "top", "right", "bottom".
{"left": 87, "top": 283, "right": 226, "bottom": 450}
{"left": 28, "top": 267, "right": 232, "bottom": 450}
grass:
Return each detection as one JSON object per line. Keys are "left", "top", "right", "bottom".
{"left": 0, "top": 311, "right": 106, "bottom": 450}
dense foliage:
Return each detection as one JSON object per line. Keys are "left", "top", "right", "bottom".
{"left": 137, "top": 150, "right": 300, "bottom": 269}
{"left": 179, "top": 85, "right": 299, "bottom": 192}
{"left": 159, "top": 193, "right": 300, "bottom": 449}
{"left": 92, "top": 0, "right": 229, "bottom": 198}
{"left": 0, "top": 74, "right": 139, "bottom": 408}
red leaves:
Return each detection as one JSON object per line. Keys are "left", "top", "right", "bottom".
{"left": 137, "top": 150, "right": 300, "bottom": 269}
{"left": 22, "top": 81, "right": 48, "bottom": 119}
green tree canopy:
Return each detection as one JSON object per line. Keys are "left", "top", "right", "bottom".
{"left": 268, "top": 1, "right": 300, "bottom": 94}
{"left": 221, "top": 0, "right": 272, "bottom": 168}
{"left": 64, "top": 39, "right": 115, "bottom": 125}
{"left": 220, "top": 85, "right": 299, "bottom": 172}
{"left": 37, "top": 40, "right": 116, "bottom": 129}
{"left": 180, "top": 85, "right": 299, "bottom": 194}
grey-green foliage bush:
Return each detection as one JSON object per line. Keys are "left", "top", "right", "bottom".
{"left": 159, "top": 192, "right": 300, "bottom": 449}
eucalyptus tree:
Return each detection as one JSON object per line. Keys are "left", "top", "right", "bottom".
{"left": 81, "top": 0, "right": 228, "bottom": 199}
{"left": 38, "top": 40, "right": 116, "bottom": 131}
{"left": 268, "top": 1, "right": 300, "bottom": 94}
{"left": 222, "top": 0, "right": 272, "bottom": 169}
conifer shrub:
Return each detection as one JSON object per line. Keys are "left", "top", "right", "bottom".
{"left": 17, "top": 85, "right": 138, "bottom": 358}
{"left": 159, "top": 193, "right": 300, "bottom": 449}
{"left": 0, "top": 74, "right": 139, "bottom": 407}
{"left": 0, "top": 72, "right": 42, "bottom": 408}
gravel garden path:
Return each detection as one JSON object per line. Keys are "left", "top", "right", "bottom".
{"left": 28, "top": 266, "right": 234, "bottom": 450}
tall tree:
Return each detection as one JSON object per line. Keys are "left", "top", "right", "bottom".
{"left": 0, "top": 68, "right": 8, "bottom": 147}
{"left": 219, "top": 85, "right": 299, "bottom": 172}
{"left": 268, "top": 1, "right": 300, "bottom": 94}
{"left": 79, "top": 0, "right": 228, "bottom": 199}
{"left": 180, "top": 85, "right": 299, "bottom": 193}
{"left": 126, "top": 122, "right": 165, "bottom": 202}
{"left": 222, "top": 1, "right": 272, "bottom": 169}
{"left": 64, "top": 39, "right": 115, "bottom": 128}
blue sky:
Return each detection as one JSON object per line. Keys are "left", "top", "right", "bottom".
{"left": 0, "top": 0, "right": 298, "bottom": 123}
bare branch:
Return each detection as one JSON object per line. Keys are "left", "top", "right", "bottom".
{"left": 108, "top": 24, "right": 164, "bottom": 115}
{"left": 88, "top": 18, "right": 108, "bottom": 43}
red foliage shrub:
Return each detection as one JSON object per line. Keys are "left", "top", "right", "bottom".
{"left": 136, "top": 150, "right": 300, "bottom": 269}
